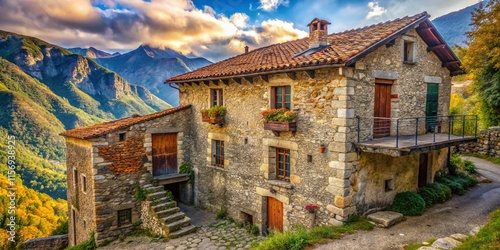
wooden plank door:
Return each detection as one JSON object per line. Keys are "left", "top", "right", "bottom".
{"left": 267, "top": 197, "right": 283, "bottom": 232}
{"left": 152, "top": 133, "right": 178, "bottom": 176}
{"left": 374, "top": 80, "right": 392, "bottom": 138}
{"left": 425, "top": 84, "right": 439, "bottom": 132}
{"left": 418, "top": 153, "right": 429, "bottom": 187}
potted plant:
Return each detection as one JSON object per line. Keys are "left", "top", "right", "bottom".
{"left": 305, "top": 204, "right": 319, "bottom": 229}
{"left": 201, "top": 105, "right": 226, "bottom": 125}
{"left": 261, "top": 108, "right": 297, "bottom": 132}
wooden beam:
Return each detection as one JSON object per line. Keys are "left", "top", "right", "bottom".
{"left": 203, "top": 81, "right": 210, "bottom": 86}
{"left": 260, "top": 75, "right": 269, "bottom": 83}
{"left": 210, "top": 80, "right": 218, "bottom": 86}
{"left": 221, "top": 79, "right": 229, "bottom": 86}
{"left": 185, "top": 82, "right": 192, "bottom": 86}
{"left": 451, "top": 70, "right": 464, "bottom": 76}
{"left": 232, "top": 78, "right": 242, "bottom": 84}
{"left": 442, "top": 61, "right": 459, "bottom": 67}
{"left": 243, "top": 76, "right": 253, "bottom": 83}
{"left": 427, "top": 44, "right": 446, "bottom": 52}
{"left": 304, "top": 70, "right": 315, "bottom": 79}
{"left": 193, "top": 81, "right": 200, "bottom": 86}
{"left": 286, "top": 72, "right": 297, "bottom": 80}
{"left": 416, "top": 27, "right": 432, "bottom": 32}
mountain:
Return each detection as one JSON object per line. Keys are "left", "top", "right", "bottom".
{"left": 432, "top": 2, "right": 483, "bottom": 47}
{"left": 96, "top": 44, "right": 212, "bottom": 105}
{"left": 67, "top": 46, "right": 113, "bottom": 58}
{"left": 0, "top": 30, "right": 171, "bottom": 120}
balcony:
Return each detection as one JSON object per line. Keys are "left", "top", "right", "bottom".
{"left": 356, "top": 115, "right": 478, "bottom": 156}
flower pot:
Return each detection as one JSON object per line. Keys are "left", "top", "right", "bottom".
{"left": 263, "top": 121, "right": 297, "bottom": 132}
{"left": 307, "top": 212, "right": 316, "bottom": 229}
{"left": 319, "top": 145, "right": 325, "bottom": 153}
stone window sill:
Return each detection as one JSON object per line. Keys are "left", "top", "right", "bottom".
{"left": 206, "top": 164, "right": 227, "bottom": 172}
{"left": 267, "top": 180, "right": 294, "bottom": 189}
{"left": 403, "top": 61, "right": 416, "bottom": 65}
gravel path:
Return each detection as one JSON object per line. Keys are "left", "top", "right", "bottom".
{"left": 315, "top": 156, "right": 500, "bottom": 250}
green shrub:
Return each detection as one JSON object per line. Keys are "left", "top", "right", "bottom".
{"left": 135, "top": 186, "right": 148, "bottom": 201}
{"left": 418, "top": 186, "right": 438, "bottom": 207}
{"left": 165, "top": 190, "right": 174, "bottom": 201}
{"left": 251, "top": 225, "right": 260, "bottom": 236}
{"left": 256, "top": 227, "right": 310, "bottom": 250}
{"left": 179, "top": 161, "right": 193, "bottom": 184}
{"left": 427, "top": 183, "right": 451, "bottom": 203}
{"left": 216, "top": 209, "right": 227, "bottom": 220}
{"left": 463, "top": 160, "right": 478, "bottom": 174}
{"left": 437, "top": 176, "right": 465, "bottom": 195}
{"left": 201, "top": 105, "right": 227, "bottom": 118}
{"left": 66, "top": 232, "right": 96, "bottom": 250}
{"left": 388, "top": 192, "right": 426, "bottom": 216}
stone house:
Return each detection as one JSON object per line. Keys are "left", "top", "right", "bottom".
{"left": 61, "top": 12, "right": 477, "bottom": 246}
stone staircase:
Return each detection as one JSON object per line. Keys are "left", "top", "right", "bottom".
{"left": 143, "top": 184, "right": 196, "bottom": 238}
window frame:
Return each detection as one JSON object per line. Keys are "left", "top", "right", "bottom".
{"left": 212, "top": 140, "right": 225, "bottom": 168}
{"left": 117, "top": 208, "right": 132, "bottom": 227}
{"left": 73, "top": 169, "right": 78, "bottom": 188}
{"left": 210, "top": 89, "right": 224, "bottom": 107}
{"left": 271, "top": 86, "right": 291, "bottom": 109}
{"left": 403, "top": 40, "right": 415, "bottom": 63}
{"left": 275, "top": 147, "right": 291, "bottom": 181}
{"left": 82, "top": 175, "right": 87, "bottom": 193}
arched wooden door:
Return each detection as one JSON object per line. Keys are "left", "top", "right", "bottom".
{"left": 267, "top": 197, "right": 283, "bottom": 231}
{"left": 152, "top": 133, "right": 178, "bottom": 176}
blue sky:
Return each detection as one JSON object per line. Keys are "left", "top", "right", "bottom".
{"left": 0, "top": 0, "right": 479, "bottom": 62}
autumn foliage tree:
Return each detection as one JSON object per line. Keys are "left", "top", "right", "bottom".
{"left": 462, "top": 0, "right": 500, "bottom": 127}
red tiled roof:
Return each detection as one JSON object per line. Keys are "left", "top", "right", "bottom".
{"left": 60, "top": 105, "right": 191, "bottom": 139}
{"left": 168, "top": 12, "right": 462, "bottom": 82}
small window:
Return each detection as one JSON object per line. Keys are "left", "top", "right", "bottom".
{"left": 119, "top": 133, "right": 126, "bottom": 141}
{"left": 83, "top": 220, "right": 86, "bottom": 229}
{"left": 271, "top": 86, "right": 291, "bottom": 109}
{"left": 385, "top": 179, "right": 394, "bottom": 192}
{"left": 276, "top": 148, "right": 290, "bottom": 181}
{"left": 212, "top": 140, "right": 225, "bottom": 167}
{"left": 82, "top": 175, "right": 87, "bottom": 193}
{"left": 307, "top": 155, "right": 313, "bottom": 163}
{"left": 244, "top": 138, "right": 248, "bottom": 144}
{"left": 74, "top": 169, "right": 78, "bottom": 187}
{"left": 211, "top": 89, "right": 223, "bottom": 107}
{"left": 403, "top": 40, "right": 415, "bottom": 63}
{"left": 117, "top": 208, "right": 132, "bottom": 227}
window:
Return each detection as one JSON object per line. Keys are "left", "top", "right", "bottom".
{"left": 271, "top": 86, "right": 291, "bottom": 109}
{"left": 119, "top": 132, "right": 126, "bottom": 141}
{"left": 385, "top": 179, "right": 394, "bottom": 192}
{"left": 117, "top": 208, "right": 132, "bottom": 227}
{"left": 73, "top": 169, "right": 78, "bottom": 187}
{"left": 403, "top": 40, "right": 415, "bottom": 63}
{"left": 82, "top": 175, "right": 87, "bottom": 193}
{"left": 276, "top": 148, "right": 290, "bottom": 181}
{"left": 212, "top": 140, "right": 224, "bottom": 167}
{"left": 211, "top": 89, "right": 223, "bottom": 107}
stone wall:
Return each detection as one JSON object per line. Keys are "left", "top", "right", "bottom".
{"left": 22, "top": 235, "right": 68, "bottom": 250}
{"left": 140, "top": 201, "right": 169, "bottom": 236}
{"left": 458, "top": 127, "right": 500, "bottom": 156}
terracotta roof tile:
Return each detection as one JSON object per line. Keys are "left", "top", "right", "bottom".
{"left": 168, "top": 12, "right": 430, "bottom": 82}
{"left": 60, "top": 105, "right": 191, "bottom": 139}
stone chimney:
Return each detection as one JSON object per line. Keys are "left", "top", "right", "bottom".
{"left": 307, "top": 18, "right": 331, "bottom": 49}
{"left": 244, "top": 45, "right": 249, "bottom": 54}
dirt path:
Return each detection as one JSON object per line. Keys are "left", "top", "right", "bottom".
{"left": 315, "top": 156, "right": 500, "bottom": 250}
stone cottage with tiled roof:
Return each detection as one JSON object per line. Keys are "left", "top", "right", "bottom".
{"left": 61, "top": 12, "right": 477, "bottom": 246}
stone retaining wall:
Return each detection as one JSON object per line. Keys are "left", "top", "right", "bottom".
{"left": 22, "top": 235, "right": 68, "bottom": 250}
{"left": 458, "top": 127, "right": 500, "bottom": 156}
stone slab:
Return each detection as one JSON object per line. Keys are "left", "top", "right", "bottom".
{"left": 450, "top": 233, "right": 468, "bottom": 241}
{"left": 367, "top": 211, "right": 403, "bottom": 228}
{"left": 431, "top": 237, "right": 462, "bottom": 249}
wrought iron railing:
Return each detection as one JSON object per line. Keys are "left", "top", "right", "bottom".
{"left": 356, "top": 115, "right": 478, "bottom": 148}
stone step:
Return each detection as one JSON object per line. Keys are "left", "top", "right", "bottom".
{"left": 163, "top": 212, "right": 185, "bottom": 224}
{"left": 152, "top": 201, "right": 177, "bottom": 212}
{"left": 151, "top": 197, "right": 169, "bottom": 206}
{"left": 167, "top": 217, "right": 191, "bottom": 232}
{"left": 367, "top": 211, "right": 403, "bottom": 228}
{"left": 145, "top": 185, "right": 164, "bottom": 193}
{"left": 147, "top": 191, "right": 167, "bottom": 200}
{"left": 156, "top": 207, "right": 180, "bottom": 218}
{"left": 170, "top": 225, "right": 197, "bottom": 239}
{"left": 143, "top": 184, "right": 153, "bottom": 188}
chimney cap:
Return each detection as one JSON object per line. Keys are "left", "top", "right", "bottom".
{"left": 307, "top": 18, "right": 331, "bottom": 27}
{"left": 244, "top": 45, "right": 249, "bottom": 53}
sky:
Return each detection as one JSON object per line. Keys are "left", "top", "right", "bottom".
{"left": 0, "top": 0, "right": 480, "bottom": 62}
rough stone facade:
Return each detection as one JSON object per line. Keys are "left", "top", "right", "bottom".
{"left": 65, "top": 108, "right": 192, "bottom": 246}
{"left": 458, "top": 127, "right": 500, "bottom": 156}
{"left": 22, "top": 235, "right": 68, "bottom": 250}
{"left": 177, "top": 27, "right": 452, "bottom": 232}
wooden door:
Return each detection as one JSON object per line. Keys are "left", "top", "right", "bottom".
{"left": 152, "top": 133, "right": 178, "bottom": 176}
{"left": 425, "top": 84, "right": 439, "bottom": 132}
{"left": 374, "top": 80, "right": 392, "bottom": 138}
{"left": 419, "top": 153, "right": 429, "bottom": 187}
{"left": 267, "top": 197, "right": 283, "bottom": 232}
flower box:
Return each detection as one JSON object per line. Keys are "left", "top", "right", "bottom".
{"left": 263, "top": 121, "right": 297, "bottom": 132}
{"left": 202, "top": 117, "right": 224, "bottom": 125}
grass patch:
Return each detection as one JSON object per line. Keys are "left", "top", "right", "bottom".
{"left": 216, "top": 209, "right": 227, "bottom": 220}
{"left": 404, "top": 238, "right": 437, "bottom": 250}
{"left": 66, "top": 233, "right": 96, "bottom": 250}
{"left": 455, "top": 208, "right": 500, "bottom": 250}
{"left": 253, "top": 217, "right": 373, "bottom": 250}
{"left": 463, "top": 153, "right": 500, "bottom": 165}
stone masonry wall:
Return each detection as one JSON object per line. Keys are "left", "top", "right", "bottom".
{"left": 458, "top": 127, "right": 500, "bottom": 156}
{"left": 22, "top": 235, "right": 68, "bottom": 250}
{"left": 80, "top": 108, "right": 192, "bottom": 246}
{"left": 66, "top": 137, "right": 94, "bottom": 246}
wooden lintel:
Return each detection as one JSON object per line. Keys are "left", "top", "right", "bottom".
{"left": 260, "top": 75, "right": 269, "bottom": 83}
{"left": 221, "top": 79, "right": 229, "bottom": 86}
{"left": 232, "top": 78, "right": 242, "bottom": 84}
{"left": 442, "top": 61, "right": 459, "bottom": 67}
{"left": 427, "top": 44, "right": 446, "bottom": 52}
{"left": 243, "top": 76, "right": 253, "bottom": 83}
{"left": 286, "top": 72, "right": 297, "bottom": 80}
{"left": 304, "top": 70, "right": 315, "bottom": 79}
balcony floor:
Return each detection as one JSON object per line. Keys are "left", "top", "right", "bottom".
{"left": 356, "top": 133, "right": 477, "bottom": 157}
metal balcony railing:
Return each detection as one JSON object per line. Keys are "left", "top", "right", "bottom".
{"left": 357, "top": 115, "right": 479, "bottom": 148}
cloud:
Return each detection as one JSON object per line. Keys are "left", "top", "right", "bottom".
{"left": 0, "top": 0, "right": 307, "bottom": 62}
{"left": 258, "top": 0, "right": 290, "bottom": 12}
{"left": 366, "top": 1, "right": 387, "bottom": 19}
